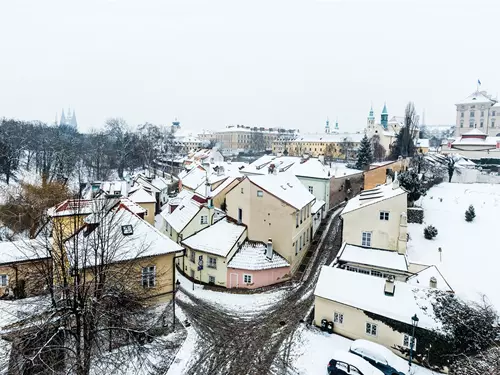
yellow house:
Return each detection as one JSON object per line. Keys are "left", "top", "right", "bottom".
{"left": 129, "top": 187, "right": 156, "bottom": 226}
{"left": 341, "top": 183, "right": 407, "bottom": 254}
{"left": 364, "top": 159, "right": 409, "bottom": 190}
{"left": 64, "top": 205, "right": 184, "bottom": 302}
{"left": 181, "top": 217, "right": 247, "bottom": 287}
{"left": 0, "top": 240, "right": 52, "bottom": 298}
{"left": 314, "top": 266, "right": 440, "bottom": 360}
{"left": 225, "top": 173, "right": 315, "bottom": 274}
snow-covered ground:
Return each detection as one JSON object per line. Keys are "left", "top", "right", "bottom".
{"left": 288, "top": 325, "right": 438, "bottom": 375}
{"left": 407, "top": 183, "right": 500, "bottom": 311}
{"left": 176, "top": 267, "right": 288, "bottom": 314}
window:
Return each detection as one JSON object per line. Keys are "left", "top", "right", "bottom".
{"left": 121, "top": 224, "right": 133, "bottom": 235}
{"left": 308, "top": 186, "right": 313, "bottom": 194}
{"left": 243, "top": 274, "right": 252, "bottom": 284}
{"left": 480, "top": 121, "right": 484, "bottom": 128}
{"left": 238, "top": 208, "right": 243, "bottom": 223}
{"left": 358, "top": 268, "right": 370, "bottom": 275}
{"left": 334, "top": 312, "right": 344, "bottom": 324}
{"left": 365, "top": 322, "right": 377, "bottom": 336}
{"left": 469, "top": 120, "right": 474, "bottom": 128}
{"left": 300, "top": 208, "right": 303, "bottom": 223}
{"left": 207, "top": 256, "right": 217, "bottom": 269}
{"left": 295, "top": 241, "right": 298, "bottom": 255}
{"left": 208, "top": 276, "right": 216, "bottom": 284}
{"left": 200, "top": 215, "right": 208, "bottom": 225}
{"left": 403, "top": 334, "right": 417, "bottom": 349}
{"left": 492, "top": 110, "right": 496, "bottom": 117}
{"left": 371, "top": 270, "right": 383, "bottom": 277}
{"left": 0, "top": 275, "right": 7, "bottom": 287}
{"left": 299, "top": 235, "right": 303, "bottom": 250}
{"left": 361, "top": 232, "right": 372, "bottom": 247}
{"left": 379, "top": 211, "right": 389, "bottom": 221}
{"left": 169, "top": 224, "right": 173, "bottom": 236}
{"left": 257, "top": 190, "right": 263, "bottom": 197}
{"left": 190, "top": 250, "right": 196, "bottom": 263}
{"left": 460, "top": 121, "right": 464, "bottom": 128}
{"left": 470, "top": 111, "right": 475, "bottom": 118}
{"left": 481, "top": 111, "right": 484, "bottom": 117}
{"left": 492, "top": 120, "right": 496, "bottom": 128}
{"left": 142, "top": 266, "right": 156, "bottom": 288}
{"left": 296, "top": 212, "right": 299, "bottom": 227}
{"left": 240, "top": 187, "right": 244, "bottom": 194}
{"left": 460, "top": 112, "right": 464, "bottom": 118}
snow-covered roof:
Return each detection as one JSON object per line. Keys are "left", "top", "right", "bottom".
{"left": 337, "top": 243, "right": 408, "bottom": 272}
{"left": 451, "top": 135, "right": 500, "bottom": 147}
{"left": 227, "top": 241, "right": 290, "bottom": 270}
{"left": 100, "top": 180, "right": 129, "bottom": 196}
{"left": 314, "top": 266, "right": 439, "bottom": 330}
{"left": 456, "top": 91, "right": 496, "bottom": 105}
{"left": 415, "top": 138, "right": 430, "bottom": 149}
{"left": 241, "top": 155, "right": 301, "bottom": 175}
{"left": 119, "top": 197, "right": 147, "bottom": 215}
{"left": 0, "top": 239, "right": 51, "bottom": 265}
{"left": 311, "top": 199, "right": 326, "bottom": 214}
{"left": 247, "top": 173, "right": 316, "bottom": 210}
{"left": 182, "top": 218, "right": 246, "bottom": 257}
{"left": 291, "top": 159, "right": 362, "bottom": 180}
{"left": 134, "top": 175, "right": 161, "bottom": 193}
{"left": 181, "top": 166, "right": 208, "bottom": 190}
{"left": 164, "top": 195, "right": 202, "bottom": 233}
{"left": 128, "top": 187, "right": 156, "bottom": 204}
{"left": 342, "top": 184, "right": 406, "bottom": 215}
{"left": 48, "top": 199, "right": 109, "bottom": 217}
{"left": 291, "top": 132, "right": 365, "bottom": 144}
{"left": 407, "top": 265, "right": 453, "bottom": 292}
{"left": 66, "top": 207, "right": 183, "bottom": 267}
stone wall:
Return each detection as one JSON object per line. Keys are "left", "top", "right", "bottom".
{"left": 407, "top": 207, "right": 424, "bottom": 224}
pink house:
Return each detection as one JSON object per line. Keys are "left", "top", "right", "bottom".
{"left": 227, "top": 240, "right": 290, "bottom": 289}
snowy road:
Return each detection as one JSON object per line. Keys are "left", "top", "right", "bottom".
{"left": 173, "top": 207, "right": 344, "bottom": 375}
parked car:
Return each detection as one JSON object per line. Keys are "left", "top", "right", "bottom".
{"left": 327, "top": 351, "right": 384, "bottom": 375}
{"left": 349, "top": 340, "right": 406, "bottom": 375}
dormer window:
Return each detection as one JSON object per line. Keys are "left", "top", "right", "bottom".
{"left": 121, "top": 225, "right": 133, "bottom": 236}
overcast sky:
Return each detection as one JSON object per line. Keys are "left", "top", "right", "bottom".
{"left": 0, "top": 0, "right": 499, "bottom": 133}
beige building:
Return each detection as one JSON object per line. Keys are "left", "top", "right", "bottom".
{"left": 363, "top": 159, "right": 409, "bottom": 190}
{"left": 455, "top": 90, "right": 500, "bottom": 137}
{"left": 341, "top": 182, "right": 407, "bottom": 254}
{"left": 214, "top": 125, "right": 296, "bottom": 155}
{"left": 225, "top": 173, "right": 315, "bottom": 273}
{"left": 181, "top": 218, "right": 247, "bottom": 287}
{"left": 128, "top": 187, "right": 156, "bottom": 226}
{"left": 314, "top": 266, "right": 441, "bottom": 360}
{"left": 274, "top": 133, "right": 364, "bottom": 159}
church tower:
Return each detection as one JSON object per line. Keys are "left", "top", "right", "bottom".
{"left": 325, "top": 118, "right": 330, "bottom": 134}
{"left": 381, "top": 103, "right": 389, "bottom": 129}
{"left": 367, "top": 105, "right": 375, "bottom": 127}
{"left": 334, "top": 118, "right": 339, "bottom": 132}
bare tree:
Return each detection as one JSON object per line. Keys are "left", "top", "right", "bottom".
{"left": 6, "top": 199, "right": 180, "bottom": 375}
{"left": 370, "top": 134, "right": 386, "bottom": 161}
{"left": 389, "top": 102, "right": 419, "bottom": 160}
{"left": 250, "top": 131, "right": 266, "bottom": 153}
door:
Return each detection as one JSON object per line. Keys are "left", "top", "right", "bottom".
{"left": 230, "top": 273, "right": 238, "bottom": 288}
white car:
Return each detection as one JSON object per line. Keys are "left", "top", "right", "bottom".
{"left": 349, "top": 340, "right": 407, "bottom": 375}
{"left": 327, "top": 350, "right": 384, "bottom": 375}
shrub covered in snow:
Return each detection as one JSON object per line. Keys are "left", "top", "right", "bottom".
{"left": 398, "top": 169, "right": 427, "bottom": 205}
{"left": 424, "top": 225, "right": 438, "bottom": 240}
{"left": 465, "top": 205, "right": 476, "bottom": 222}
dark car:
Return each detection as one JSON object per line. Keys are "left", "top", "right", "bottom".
{"left": 327, "top": 351, "right": 384, "bottom": 375}
{"left": 349, "top": 340, "right": 406, "bottom": 375}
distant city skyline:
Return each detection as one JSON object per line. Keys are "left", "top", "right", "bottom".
{"left": 1, "top": 0, "right": 498, "bottom": 133}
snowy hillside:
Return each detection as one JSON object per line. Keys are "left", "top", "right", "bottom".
{"left": 407, "top": 183, "right": 500, "bottom": 311}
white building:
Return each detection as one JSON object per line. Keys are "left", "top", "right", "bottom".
{"left": 441, "top": 129, "right": 500, "bottom": 160}
{"left": 455, "top": 90, "right": 500, "bottom": 137}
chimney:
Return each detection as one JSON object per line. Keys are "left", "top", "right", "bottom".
{"left": 384, "top": 276, "right": 395, "bottom": 296}
{"left": 392, "top": 171, "right": 399, "bottom": 189}
{"left": 205, "top": 180, "right": 211, "bottom": 199}
{"left": 429, "top": 276, "right": 437, "bottom": 288}
{"left": 266, "top": 239, "right": 273, "bottom": 260}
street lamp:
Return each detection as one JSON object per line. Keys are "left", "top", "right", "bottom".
{"left": 172, "top": 279, "right": 181, "bottom": 330}
{"left": 409, "top": 314, "right": 419, "bottom": 369}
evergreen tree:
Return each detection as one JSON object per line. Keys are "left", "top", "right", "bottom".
{"left": 465, "top": 205, "right": 476, "bottom": 222}
{"left": 424, "top": 225, "right": 438, "bottom": 239}
{"left": 355, "top": 134, "right": 373, "bottom": 170}
{"left": 398, "top": 169, "right": 427, "bottom": 204}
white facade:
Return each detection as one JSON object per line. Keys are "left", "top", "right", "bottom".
{"left": 455, "top": 90, "right": 500, "bottom": 137}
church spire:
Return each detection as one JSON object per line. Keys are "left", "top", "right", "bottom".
{"left": 60, "top": 109, "right": 66, "bottom": 126}
{"left": 381, "top": 102, "right": 388, "bottom": 129}
{"left": 325, "top": 117, "right": 330, "bottom": 134}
